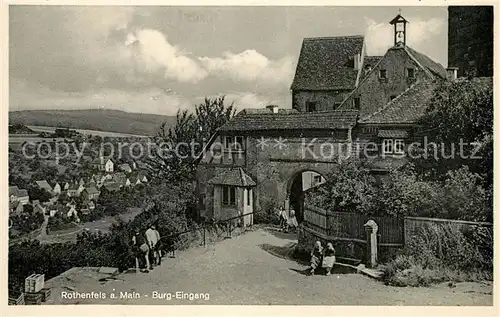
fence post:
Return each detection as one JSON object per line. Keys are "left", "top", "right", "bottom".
{"left": 363, "top": 220, "right": 378, "bottom": 269}
{"left": 203, "top": 227, "right": 206, "bottom": 246}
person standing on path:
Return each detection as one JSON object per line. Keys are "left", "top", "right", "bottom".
{"left": 132, "top": 229, "right": 151, "bottom": 273}
{"left": 145, "top": 225, "right": 159, "bottom": 267}
{"left": 278, "top": 206, "right": 289, "bottom": 233}
{"left": 154, "top": 226, "right": 162, "bottom": 264}
{"left": 309, "top": 241, "right": 323, "bottom": 275}
{"left": 288, "top": 207, "right": 298, "bottom": 232}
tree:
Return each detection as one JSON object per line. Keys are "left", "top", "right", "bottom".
{"left": 377, "top": 164, "right": 440, "bottom": 217}
{"left": 28, "top": 186, "right": 52, "bottom": 203}
{"left": 147, "top": 96, "right": 235, "bottom": 182}
{"left": 305, "top": 161, "right": 378, "bottom": 215}
{"left": 411, "top": 77, "right": 493, "bottom": 187}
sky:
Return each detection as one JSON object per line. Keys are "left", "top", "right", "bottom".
{"left": 9, "top": 6, "right": 449, "bottom": 115}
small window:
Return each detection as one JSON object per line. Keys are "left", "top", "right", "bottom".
{"left": 313, "top": 175, "right": 322, "bottom": 183}
{"left": 383, "top": 139, "right": 405, "bottom": 154}
{"left": 407, "top": 68, "right": 415, "bottom": 78}
{"left": 234, "top": 136, "right": 244, "bottom": 150}
{"left": 222, "top": 186, "right": 236, "bottom": 206}
{"left": 394, "top": 139, "right": 405, "bottom": 154}
{"left": 379, "top": 69, "right": 387, "bottom": 79}
{"left": 305, "top": 101, "right": 317, "bottom": 112}
{"left": 383, "top": 139, "right": 393, "bottom": 154}
{"left": 354, "top": 97, "right": 361, "bottom": 109}
{"left": 224, "top": 136, "right": 233, "bottom": 149}
{"left": 246, "top": 188, "right": 252, "bottom": 206}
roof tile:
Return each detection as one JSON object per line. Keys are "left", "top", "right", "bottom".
{"left": 360, "top": 81, "right": 437, "bottom": 124}
{"left": 291, "top": 36, "right": 364, "bottom": 90}
{"left": 208, "top": 168, "right": 256, "bottom": 187}
{"left": 219, "top": 110, "right": 358, "bottom": 132}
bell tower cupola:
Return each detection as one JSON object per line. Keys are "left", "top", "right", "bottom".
{"left": 389, "top": 10, "right": 409, "bottom": 46}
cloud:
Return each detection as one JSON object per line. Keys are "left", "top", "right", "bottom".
{"left": 10, "top": 78, "right": 192, "bottom": 116}
{"left": 199, "top": 50, "right": 294, "bottom": 87}
{"left": 112, "top": 29, "right": 294, "bottom": 87}
{"left": 225, "top": 92, "right": 272, "bottom": 110}
{"left": 365, "top": 17, "right": 445, "bottom": 56}
{"left": 116, "top": 29, "right": 208, "bottom": 84}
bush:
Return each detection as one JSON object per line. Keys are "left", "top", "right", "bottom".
{"left": 307, "top": 163, "right": 490, "bottom": 221}
{"left": 10, "top": 211, "right": 44, "bottom": 234}
{"left": 253, "top": 200, "right": 280, "bottom": 224}
{"left": 306, "top": 161, "right": 377, "bottom": 215}
{"left": 382, "top": 223, "right": 493, "bottom": 287}
{"left": 47, "top": 214, "right": 76, "bottom": 232}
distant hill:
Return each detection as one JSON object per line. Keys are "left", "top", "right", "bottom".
{"left": 8, "top": 109, "right": 176, "bottom": 136}
{"left": 9, "top": 123, "right": 36, "bottom": 134}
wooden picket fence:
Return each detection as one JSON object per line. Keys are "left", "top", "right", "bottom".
{"left": 303, "top": 205, "right": 404, "bottom": 246}
{"left": 303, "top": 205, "right": 493, "bottom": 248}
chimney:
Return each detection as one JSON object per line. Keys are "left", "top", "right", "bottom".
{"left": 353, "top": 54, "right": 360, "bottom": 70}
{"left": 266, "top": 105, "right": 279, "bottom": 114}
{"left": 446, "top": 67, "right": 458, "bottom": 81}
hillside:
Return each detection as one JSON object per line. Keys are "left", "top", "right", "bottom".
{"left": 9, "top": 123, "right": 36, "bottom": 135}
{"left": 8, "top": 109, "right": 176, "bottom": 136}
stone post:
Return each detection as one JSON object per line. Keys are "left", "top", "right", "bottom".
{"left": 364, "top": 220, "right": 379, "bottom": 268}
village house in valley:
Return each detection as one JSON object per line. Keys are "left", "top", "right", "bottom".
{"left": 196, "top": 13, "right": 457, "bottom": 223}
{"left": 9, "top": 186, "right": 30, "bottom": 205}
{"left": 91, "top": 157, "right": 114, "bottom": 173}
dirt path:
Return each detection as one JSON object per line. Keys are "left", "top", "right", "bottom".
{"left": 47, "top": 227, "right": 493, "bottom": 305}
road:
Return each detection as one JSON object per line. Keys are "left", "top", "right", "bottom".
{"left": 46, "top": 227, "right": 493, "bottom": 306}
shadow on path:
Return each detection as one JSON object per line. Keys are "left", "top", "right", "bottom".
{"left": 261, "top": 226, "right": 299, "bottom": 240}
{"left": 259, "top": 243, "right": 309, "bottom": 266}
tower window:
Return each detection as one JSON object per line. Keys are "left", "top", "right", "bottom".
{"left": 407, "top": 68, "right": 415, "bottom": 78}
{"left": 224, "top": 136, "right": 233, "bottom": 149}
{"left": 305, "top": 101, "right": 317, "bottom": 112}
{"left": 354, "top": 97, "right": 361, "bottom": 109}
{"left": 379, "top": 69, "right": 387, "bottom": 79}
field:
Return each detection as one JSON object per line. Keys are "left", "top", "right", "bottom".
{"left": 27, "top": 126, "right": 148, "bottom": 138}
{"left": 9, "top": 109, "right": 176, "bottom": 136}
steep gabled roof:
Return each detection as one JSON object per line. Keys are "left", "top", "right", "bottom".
{"left": 208, "top": 168, "right": 256, "bottom": 187}
{"left": 35, "top": 180, "right": 52, "bottom": 191}
{"left": 359, "top": 56, "right": 383, "bottom": 81}
{"left": 337, "top": 45, "right": 446, "bottom": 115}
{"left": 404, "top": 46, "right": 447, "bottom": 79}
{"left": 9, "top": 186, "right": 20, "bottom": 196}
{"left": 17, "top": 189, "right": 29, "bottom": 197}
{"left": 85, "top": 186, "right": 99, "bottom": 195}
{"left": 291, "top": 35, "right": 365, "bottom": 90}
{"left": 219, "top": 110, "right": 358, "bottom": 132}
{"left": 360, "top": 81, "right": 437, "bottom": 124}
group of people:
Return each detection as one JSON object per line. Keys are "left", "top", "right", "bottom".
{"left": 309, "top": 240, "right": 336, "bottom": 276}
{"left": 132, "top": 224, "right": 163, "bottom": 273}
{"left": 277, "top": 206, "right": 298, "bottom": 233}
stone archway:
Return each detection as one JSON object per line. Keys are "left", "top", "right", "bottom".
{"left": 285, "top": 168, "right": 327, "bottom": 223}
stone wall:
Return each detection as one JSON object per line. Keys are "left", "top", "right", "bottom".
{"left": 342, "top": 47, "right": 428, "bottom": 118}
{"left": 296, "top": 225, "right": 366, "bottom": 262}
{"left": 197, "top": 133, "right": 349, "bottom": 220}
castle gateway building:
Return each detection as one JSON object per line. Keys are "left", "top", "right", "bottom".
{"left": 196, "top": 14, "right": 453, "bottom": 224}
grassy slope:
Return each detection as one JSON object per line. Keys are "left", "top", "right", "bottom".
{"left": 9, "top": 109, "right": 176, "bottom": 136}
